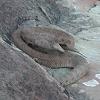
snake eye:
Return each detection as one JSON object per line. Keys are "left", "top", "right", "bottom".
{"left": 59, "top": 44, "right": 68, "bottom": 50}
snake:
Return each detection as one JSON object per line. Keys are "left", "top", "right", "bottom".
{"left": 12, "top": 26, "right": 89, "bottom": 85}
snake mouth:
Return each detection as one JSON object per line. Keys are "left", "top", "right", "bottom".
{"left": 59, "top": 44, "right": 68, "bottom": 50}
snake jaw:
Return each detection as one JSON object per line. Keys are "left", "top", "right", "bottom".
{"left": 58, "top": 37, "right": 74, "bottom": 51}
{"left": 53, "top": 43, "right": 65, "bottom": 53}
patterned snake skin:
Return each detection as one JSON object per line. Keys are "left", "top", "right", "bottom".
{"left": 12, "top": 27, "right": 89, "bottom": 85}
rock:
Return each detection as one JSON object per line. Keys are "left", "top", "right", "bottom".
{"left": 57, "top": 5, "right": 94, "bottom": 35}
{"left": 75, "top": 27, "right": 100, "bottom": 63}
{"left": 0, "top": 0, "right": 60, "bottom": 43}
{"left": 66, "top": 86, "right": 91, "bottom": 100}
{"left": 0, "top": 34, "right": 90, "bottom": 100}
{"left": 72, "top": 0, "right": 98, "bottom": 12}
{"left": 0, "top": 0, "right": 92, "bottom": 100}
{"left": 89, "top": 5, "right": 100, "bottom": 26}
{"left": 0, "top": 39, "right": 69, "bottom": 100}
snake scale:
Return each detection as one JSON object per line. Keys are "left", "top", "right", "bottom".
{"left": 12, "top": 26, "right": 89, "bottom": 85}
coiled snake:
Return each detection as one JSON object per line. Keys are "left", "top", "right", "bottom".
{"left": 12, "top": 26, "right": 89, "bottom": 85}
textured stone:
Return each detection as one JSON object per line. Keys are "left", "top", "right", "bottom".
{"left": 0, "top": 0, "right": 60, "bottom": 43}
{"left": 0, "top": 40, "right": 69, "bottom": 100}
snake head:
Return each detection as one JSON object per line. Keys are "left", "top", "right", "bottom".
{"left": 57, "top": 35, "right": 75, "bottom": 50}
{"left": 53, "top": 43, "right": 65, "bottom": 53}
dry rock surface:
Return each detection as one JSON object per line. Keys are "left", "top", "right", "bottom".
{"left": 0, "top": 40, "right": 69, "bottom": 100}
{"left": 0, "top": 0, "right": 97, "bottom": 100}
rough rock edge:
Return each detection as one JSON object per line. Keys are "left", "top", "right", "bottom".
{"left": 0, "top": 38, "right": 71, "bottom": 100}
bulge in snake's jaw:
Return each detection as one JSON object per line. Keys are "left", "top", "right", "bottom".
{"left": 58, "top": 35, "right": 75, "bottom": 51}
{"left": 53, "top": 43, "right": 65, "bottom": 53}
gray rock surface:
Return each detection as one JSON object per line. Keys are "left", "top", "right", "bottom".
{"left": 57, "top": 8, "right": 94, "bottom": 34}
{"left": 0, "top": 0, "right": 60, "bottom": 43}
{"left": 0, "top": 0, "right": 93, "bottom": 99}
{"left": 0, "top": 39, "right": 69, "bottom": 100}
{"left": 0, "top": 0, "right": 96, "bottom": 41}
{"left": 0, "top": 38, "right": 91, "bottom": 100}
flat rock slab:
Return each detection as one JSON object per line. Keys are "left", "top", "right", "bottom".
{"left": 0, "top": 40, "right": 69, "bottom": 100}
{"left": 75, "top": 26, "right": 100, "bottom": 100}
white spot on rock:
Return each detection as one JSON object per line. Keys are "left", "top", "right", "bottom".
{"left": 95, "top": 74, "right": 100, "bottom": 80}
{"left": 83, "top": 79, "right": 99, "bottom": 87}
{"left": 78, "top": 89, "right": 85, "bottom": 94}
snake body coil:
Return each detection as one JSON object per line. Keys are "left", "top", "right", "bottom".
{"left": 12, "top": 27, "right": 89, "bottom": 85}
